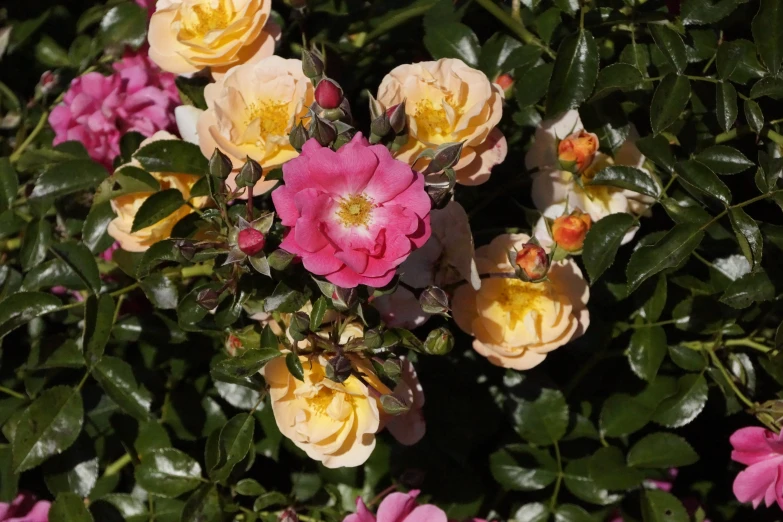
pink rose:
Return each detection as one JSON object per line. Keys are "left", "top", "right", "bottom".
{"left": 0, "top": 492, "right": 50, "bottom": 522}
{"left": 49, "top": 50, "right": 179, "bottom": 170}
{"left": 344, "top": 491, "right": 446, "bottom": 522}
{"left": 731, "top": 426, "right": 783, "bottom": 509}
{"left": 272, "top": 134, "right": 431, "bottom": 288}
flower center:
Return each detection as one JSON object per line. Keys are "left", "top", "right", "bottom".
{"left": 336, "top": 194, "right": 374, "bottom": 228}
{"left": 414, "top": 98, "right": 456, "bottom": 142}
{"left": 245, "top": 101, "right": 291, "bottom": 138}
{"left": 180, "top": 0, "right": 233, "bottom": 40}
{"left": 496, "top": 279, "right": 550, "bottom": 328}
{"left": 308, "top": 385, "right": 337, "bottom": 416}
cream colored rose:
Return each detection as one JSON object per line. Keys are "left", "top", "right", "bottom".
{"left": 107, "top": 131, "right": 208, "bottom": 252}
{"left": 453, "top": 233, "right": 589, "bottom": 370}
{"left": 262, "top": 355, "right": 384, "bottom": 468}
{"left": 196, "top": 56, "right": 313, "bottom": 197}
{"left": 377, "top": 58, "right": 506, "bottom": 186}
{"left": 148, "top": 0, "right": 279, "bottom": 76}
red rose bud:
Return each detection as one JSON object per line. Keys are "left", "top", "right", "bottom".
{"left": 386, "top": 102, "right": 407, "bottom": 134}
{"left": 552, "top": 209, "right": 592, "bottom": 252}
{"left": 495, "top": 73, "right": 514, "bottom": 96}
{"left": 38, "top": 71, "right": 58, "bottom": 95}
{"left": 238, "top": 228, "right": 266, "bottom": 256}
{"left": 315, "top": 79, "right": 343, "bottom": 109}
{"left": 557, "top": 130, "right": 599, "bottom": 173}
{"left": 515, "top": 243, "right": 549, "bottom": 281}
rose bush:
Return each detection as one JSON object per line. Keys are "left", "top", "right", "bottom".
{"left": 2, "top": 0, "right": 783, "bottom": 521}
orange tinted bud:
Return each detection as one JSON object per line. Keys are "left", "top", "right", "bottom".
{"left": 515, "top": 243, "right": 549, "bottom": 281}
{"left": 557, "top": 130, "right": 599, "bottom": 173}
{"left": 552, "top": 210, "right": 592, "bottom": 252}
{"left": 495, "top": 73, "right": 514, "bottom": 94}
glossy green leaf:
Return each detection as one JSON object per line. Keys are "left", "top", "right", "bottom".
{"left": 211, "top": 347, "right": 280, "bottom": 383}
{"left": 752, "top": 0, "right": 783, "bottom": 74}
{"left": 92, "top": 356, "right": 152, "bottom": 421}
{"left": 728, "top": 207, "right": 762, "bottom": 269}
{"left": 12, "top": 386, "right": 83, "bottom": 473}
{"left": 652, "top": 373, "right": 708, "bottom": 428}
{"left": 50, "top": 492, "right": 94, "bottom": 522}
{"left": 563, "top": 457, "right": 622, "bottom": 506}
{"left": 636, "top": 135, "right": 675, "bottom": 173}
{"left": 82, "top": 201, "right": 116, "bottom": 254}
{"left": 650, "top": 74, "right": 691, "bottom": 135}
{"left": 211, "top": 413, "right": 255, "bottom": 482}
{"left": 513, "top": 504, "right": 550, "bottom": 522}
{"left": 627, "top": 432, "right": 699, "bottom": 468}
{"left": 627, "top": 326, "right": 667, "bottom": 382}
{"left": 286, "top": 352, "right": 305, "bottom": 382}
{"left": 131, "top": 189, "right": 185, "bottom": 233}
{"left": 589, "top": 166, "right": 659, "bottom": 197}
{"left": 82, "top": 293, "right": 114, "bottom": 363}
{"left": 99, "top": 3, "right": 147, "bottom": 48}
{"left": 512, "top": 388, "right": 568, "bottom": 446}
{"left": 749, "top": 77, "right": 783, "bottom": 99}
{"left": 650, "top": 25, "right": 686, "bottom": 73}
{"left": 696, "top": 146, "right": 754, "bottom": 174}
{"left": 668, "top": 345, "right": 707, "bottom": 371}
{"left": 681, "top": 0, "right": 740, "bottom": 25}
{"left": 720, "top": 269, "right": 775, "bottom": 309}
{"left": 744, "top": 99, "right": 764, "bottom": 134}
{"left": 0, "top": 158, "right": 18, "bottom": 212}
{"left": 590, "top": 63, "right": 643, "bottom": 100}
{"left": 51, "top": 242, "right": 101, "bottom": 295}
{"left": 626, "top": 224, "right": 704, "bottom": 293}
{"left": 588, "top": 446, "right": 644, "bottom": 491}
{"left": 423, "top": 22, "right": 479, "bottom": 67}
{"left": 554, "top": 505, "right": 597, "bottom": 522}
{"left": 135, "top": 448, "right": 202, "bottom": 498}
{"left": 140, "top": 274, "right": 178, "bottom": 310}
{"left": 516, "top": 63, "right": 553, "bottom": 108}
{"left": 546, "top": 29, "right": 599, "bottom": 115}
{"left": 582, "top": 213, "right": 635, "bottom": 284}
{"left": 489, "top": 444, "right": 557, "bottom": 491}
{"left": 715, "top": 82, "right": 738, "bottom": 131}
{"left": 20, "top": 219, "right": 51, "bottom": 272}
{"left": 674, "top": 160, "right": 732, "bottom": 204}
{"left": 181, "top": 485, "right": 221, "bottom": 522}
{"left": 716, "top": 41, "right": 742, "bottom": 79}
{"left": 642, "top": 489, "right": 689, "bottom": 522}
{"left": 309, "top": 296, "right": 328, "bottom": 331}
{"left": 0, "top": 291, "right": 62, "bottom": 339}
{"left": 29, "top": 160, "right": 106, "bottom": 200}
{"left": 134, "top": 140, "right": 208, "bottom": 176}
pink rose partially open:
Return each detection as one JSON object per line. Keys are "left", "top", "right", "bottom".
{"left": 272, "top": 134, "right": 431, "bottom": 288}
{"left": 344, "top": 490, "right": 446, "bottom": 522}
{"left": 0, "top": 492, "right": 50, "bottom": 522}
{"left": 731, "top": 426, "right": 783, "bottom": 509}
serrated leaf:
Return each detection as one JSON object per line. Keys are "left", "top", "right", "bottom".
{"left": 627, "top": 432, "right": 699, "bottom": 468}
{"left": 589, "top": 166, "right": 659, "bottom": 197}
{"left": 716, "top": 82, "right": 738, "bottom": 131}
{"left": 131, "top": 189, "right": 185, "bottom": 233}
{"left": 489, "top": 444, "right": 558, "bottom": 491}
{"left": 211, "top": 348, "right": 280, "bottom": 382}
{"left": 20, "top": 219, "right": 51, "bottom": 272}
{"left": 716, "top": 41, "right": 742, "bottom": 79}
{"left": 720, "top": 269, "right": 774, "bottom": 309}
{"left": 82, "top": 201, "right": 116, "bottom": 254}
{"left": 133, "top": 140, "right": 208, "bottom": 176}
{"left": 642, "top": 489, "right": 689, "bottom": 522}
{"left": 627, "top": 224, "right": 705, "bottom": 293}
{"left": 674, "top": 160, "right": 731, "bottom": 204}
{"left": 92, "top": 356, "right": 152, "bottom": 421}
{"left": 0, "top": 291, "right": 62, "bottom": 339}
{"left": 50, "top": 492, "right": 94, "bottom": 522}
{"left": 512, "top": 388, "right": 568, "bottom": 446}
{"left": 51, "top": 242, "right": 101, "bottom": 295}
{"left": 30, "top": 160, "right": 106, "bottom": 200}
{"left": 744, "top": 99, "right": 764, "bottom": 134}
{"left": 589, "top": 446, "right": 645, "bottom": 491}
{"left": 82, "top": 293, "right": 114, "bottom": 363}
{"left": 650, "top": 74, "right": 691, "bottom": 135}
{"left": 517, "top": 63, "right": 553, "bottom": 108}
{"left": 546, "top": 29, "right": 599, "bottom": 115}
{"left": 752, "top": 0, "right": 783, "bottom": 74}
{"left": 636, "top": 135, "right": 676, "bottom": 173}
{"left": 728, "top": 207, "right": 762, "bottom": 269}
{"left": 696, "top": 146, "right": 753, "bottom": 174}
{"left": 211, "top": 413, "right": 254, "bottom": 483}
{"left": 0, "top": 158, "right": 18, "bottom": 212}
{"left": 591, "top": 63, "right": 643, "bottom": 100}
{"left": 583, "top": 213, "right": 635, "bottom": 284}
{"left": 423, "top": 22, "right": 480, "bottom": 67}
{"left": 652, "top": 373, "right": 708, "bottom": 428}
{"left": 650, "top": 25, "right": 687, "bottom": 74}
{"left": 286, "top": 353, "right": 305, "bottom": 382}
{"left": 135, "top": 448, "right": 202, "bottom": 498}
{"left": 310, "top": 296, "right": 328, "bottom": 331}
{"left": 627, "top": 326, "right": 668, "bottom": 382}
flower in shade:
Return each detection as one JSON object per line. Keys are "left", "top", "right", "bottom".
{"left": 0, "top": 492, "right": 50, "bottom": 522}
{"left": 382, "top": 357, "right": 426, "bottom": 446}
{"left": 272, "top": 133, "right": 431, "bottom": 288}
{"left": 730, "top": 426, "right": 783, "bottom": 509}
{"left": 148, "top": 0, "right": 280, "bottom": 77}
{"left": 49, "top": 50, "right": 179, "bottom": 169}
{"left": 527, "top": 110, "right": 655, "bottom": 245}
{"left": 377, "top": 58, "right": 507, "bottom": 186}
{"left": 452, "top": 233, "right": 589, "bottom": 370}
{"left": 344, "top": 490, "right": 446, "bottom": 522}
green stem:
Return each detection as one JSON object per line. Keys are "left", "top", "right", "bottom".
{"left": 109, "top": 282, "right": 140, "bottom": 298}
{"left": 627, "top": 318, "right": 683, "bottom": 328}
{"left": 0, "top": 237, "right": 21, "bottom": 252}
{"left": 0, "top": 385, "right": 26, "bottom": 400}
{"left": 103, "top": 453, "right": 132, "bottom": 477}
{"left": 708, "top": 348, "right": 754, "bottom": 409}
{"left": 725, "top": 338, "right": 772, "bottom": 353}
{"left": 686, "top": 75, "right": 719, "bottom": 83}
{"left": 9, "top": 110, "right": 49, "bottom": 164}
{"left": 549, "top": 441, "right": 563, "bottom": 510}
{"left": 473, "top": 0, "right": 556, "bottom": 58}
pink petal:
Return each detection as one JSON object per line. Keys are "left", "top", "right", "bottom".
{"left": 376, "top": 492, "right": 419, "bottom": 522}
{"left": 733, "top": 457, "right": 783, "bottom": 507}
{"left": 401, "top": 505, "right": 448, "bottom": 522}
{"left": 732, "top": 427, "right": 778, "bottom": 466}
{"left": 344, "top": 498, "right": 376, "bottom": 522}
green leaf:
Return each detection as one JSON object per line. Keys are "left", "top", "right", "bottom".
{"left": 583, "top": 213, "right": 635, "bottom": 284}
{"left": 589, "top": 166, "right": 659, "bottom": 197}
{"left": 12, "top": 386, "right": 83, "bottom": 473}
{"left": 668, "top": 344, "right": 707, "bottom": 371}
{"left": 588, "top": 446, "right": 645, "bottom": 491}
{"left": 134, "top": 140, "right": 208, "bottom": 176}
{"left": 513, "top": 503, "right": 550, "bottom": 522}
{"left": 591, "top": 63, "right": 643, "bottom": 100}
{"left": 728, "top": 207, "right": 762, "bottom": 269}
{"left": 211, "top": 348, "right": 281, "bottom": 382}
{"left": 512, "top": 388, "right": 569, "bottom": 446}
{"left": 752, "top": 0, "right": 783, "bottom": 74}
{"left": 211, "top": 413, "right": 255, "bottom": 483}
{"left": 744, "top": 99, "right": 764, "bottom": 134}
{"left": 696, "top": 146, "right": 754, "bottom": 174}
{"left": 563, "top": 457, "right": 622, "bottom": 506}
{"left": 650, "top": 25, "right": 687, "bottom": 73}
{"left": 489, "top": 444, "right": 557, "bottom": 491}
{"left": 627, "top": 224, "right": 705, "bottom": 293}
{"left": 175, "top": 76, "right": 210, "bottom": 110}
{"left": 652, "top": 373, "right": 708, "bottom": 428}
{"left": 309, "top": 296, "right": 328, "bottom": 331}
{"left": 92, "top": 356, "right": 152, "bottom": 421}
{"left": 286, "top": 352, "right": 305, "bottom": 382}
{"left": 35, "top": 35, "right": 71, "bottom": 68}
{"left": 90, "top": 495, "right": 147, "bottom": 522}
{"left": 135, "top": 448, "right": 202, "bottom": 498}
{"left": 627, "top": 432, "right": 699, "bottom": 468}
{"left": 264, "top": 281, "right": 312, "bottom": 313}
{"left": 627, "top": 326, "right": 668, "bottom": 382}
{"left": 82, "top": 201, "right": 116, "bottom": 254}
{"left": 82, "top": 294, "right": 114, "bottom": 362}
{"left": 140, "top": 274, "right": 179, "bottom": 310}
{"left": 716, "top": 41, "right": 742, "bottom": 79}
{"left": 136, "top": 240, "right": 180, "bottom": 278}
{"left": 636, "top": 135, "right": 676, "bottom": 173}
{"left": 50, "top": 492, "right": 94, "bottom": 522}
{"left": 235, "top": 478, "right": 264, "bottom": 496}
{"left": 749, "top": 77, "right": 783, "bottom": 99}
{"left": 131, "top": 189, "right": 186, "bottom": 233}
{"left": 43, "top": 440, "right": 98, "bottom": 498}
{"left": 51, "top": 242, "right": 101, "bottom": 295}
{"left": 715, "top": 82, "right": 738, "bottom": 131}
{"left": 554, "top": 505, "right": 597, "bottom": 522}
{"left": 516, "top": 63, "right": 553, "bottom": 108}
{"left": 99, "top": 3, "right": 147, "bottom": 49}
{"left": 650, "top": 74, "right": 691, "bottom": 135}
{"left": 643, "top": 276, "right": 667, "bottom": 322}
{"left": 20, "top": 219, "right": 51, "bottom": 272}
{"left": 0, "top": 291, "right": 61, "bottom": 339}
{"left": 181, "top": 485, "right": 221, "bottom": 522}
{"left": 674, "top": 160, "right": 731, "bottom": 204}
{"left": 720, "top": 269, "right": 775, "bottom": 309}
{"left": 0, "top": 158, "right": 18, "bottom": 212}
{"left": 546, "top": 29, "right": 599, "bottom": 116}
{"left": 261, "top": 324, "right": 279, "bottom": 350}
{"left": 681, "top": 0, "right": 740, "bottom": 25}
{"left": 423, "top": 22, "right": 480, "bottom": 66}
{"left": 642, "top": 489, "right": 689, "bottom": 522}
{"left": 29, "top": 160, "right": 106, "bottom": 200}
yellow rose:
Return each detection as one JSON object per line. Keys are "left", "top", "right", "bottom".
{"left": 148, "top": 0, "right": 279, "bottom": 76}
{"left": 197, "top": 56, "right": 314, "bottom": 197}
{"left": 453, "top": 234, "right": 590, "bottom": 370}
{"left": 107, "top": 132, "right": 208, "bottom": 252}
{"left": 377, "top": 58, "right": 506, "bottom": 186}
{"left": 262, "top": 354, "right": 387, "bottom": 468}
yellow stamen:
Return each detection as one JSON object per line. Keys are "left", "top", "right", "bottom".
{"left": 245, "top": 101, "right": 291, "bottom": 138}
{"left": 336, "top": 194, "right": 374, "bottom": 228}
{"left": 496, "top": 279, "right": 550, "bottom": 328}
{"left": 180, "top": 0, "right": 233, "bottom": 39}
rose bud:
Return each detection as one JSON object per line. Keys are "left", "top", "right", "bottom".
{"left": 238, "top": 228, "right": 266, "bottom": 256}
{"left": 557, "top": 130, "right": 599, "bottom": 174}
{"left": 552, "top": 209, "right": 592, "bottom": 252}
{"left": 495, "top": 73, "right": 514, "bottom": 96}
{"left": 515, "top": 243, "right": 549, "bottom": 281}
{"left": 386, "top": 102, "right": 407, "bottom": 134}
{"left": 314, "top": 78, "right": 344, "bottom": 110}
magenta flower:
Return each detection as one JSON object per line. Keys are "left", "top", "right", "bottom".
{"left": 343, "top": 491, "right": 446, "bottom": 522}
{"left": 731, "top": 426, "right": 783, "bottom": 509}
{"left": 49, "top": 50, "right": 179, "bottom": 170}
{"left": 0, "top": 492, "right": 50, "bottom": 522}
{"left": 272, "top": 134, "right": 431, "bottom": 288}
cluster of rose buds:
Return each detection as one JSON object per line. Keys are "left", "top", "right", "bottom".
{"left": 367, "top": 95, "right": 408, "bottom": 151}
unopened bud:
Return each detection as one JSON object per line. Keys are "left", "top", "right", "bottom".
{"left": 419, "top": 286, "right": 449, "bottom": 314}
{"left": 424, "top": 142, "right": 463, "bottom": 175}
{"left": 196, "top": 288, "right": 220, "bottom": 310}
{"left": 236, "top": 157, "right": 262, "bottom": 187}
{"left": 310, "top": 115, "right": 337, "bottom": 146}
{"left": 368, "top": 94, "right": 385, "bottom": 120}
{"left": 289, "top": 121, "right": 308, "bottom": 152}
{"left": 315, "top": 78, "right": 343, "bottom": 109}
{"left": 38, "top": 71, "right": 58, "bottom": 95}
{"left": 291, "top": 311, "right": 310, "bottom": 332}
{"left": 370, "top": 114, "right": 391, "bottom": 137}
{"left": 495, "top": 73, "right": 514, "bottom": 96}
{"left": 302, "top": 48, "right": 324, "bottom": 80}
{"left": 279, "top": 509, "right": 299, "bottom": 522}
{"left": 423, "top": 327, "right": 454, "bottom": 355}
{"left": 209, "top": 148, "right": 232, "bottom": 179}
{"left": 320, "top": 108, "right": 345, "bottom": 121}
{"left": 552, "top": 209, "right": 592, "bottom": 252}
{"left": 325, "top": 355, "right": 352, "bottom": 383}
{"left": 515, "top": 243, "right": 550, "bottom": 281}
{"left": 175, "top": 239, "right": 196, "bottom": 261}
{"left": 332, "top": 286, "right": 358, "bottom": 311}
{"left": 557, "top": 130, "right": 599, "bottom": 174}
{"left": 386, "top": 101, "right": 407, "bottom": 134}
{"left": 237, "top": 228, "right": 265, "bottom": 256}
